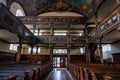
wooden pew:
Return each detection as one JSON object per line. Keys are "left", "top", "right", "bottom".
{"left": 0, "top": 62, "right": 53, "bottom": 80}
{"left": 68, "top": 63, "right": 120, "bottom": 80}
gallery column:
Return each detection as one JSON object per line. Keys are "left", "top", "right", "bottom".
{"left": 16, "top": 36, "right": 22, "bottom": 62}
{"left": 98, "top": 38, "right": 104, "bottom": 64}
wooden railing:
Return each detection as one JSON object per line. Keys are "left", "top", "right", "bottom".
{"left": 18, "top": 16, "right": 85, "bottom": 25}
{"left": 88, "top": 4, "right": 120, "bottom": 42}
{"left": 38, "top": 35, "right": 85, "bottom": 43}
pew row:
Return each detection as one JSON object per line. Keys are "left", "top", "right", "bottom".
{"left": 68, "top": 63, "right": 120, "bottom": 80}
{"left": 0, "top": 63, "right": 53, "bottom": 80}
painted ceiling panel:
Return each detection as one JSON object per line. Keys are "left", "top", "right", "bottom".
{"left": 15, "top": 0, "right": 92, "bottom": 16}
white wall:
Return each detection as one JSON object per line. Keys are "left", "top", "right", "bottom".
{"left": 0, "top": 41, "right": 9, "bottom": 51}
{"left": 10, "top": 2, "right": 25, "bottom": 16}
{"left": 111, "top": 42, "right": 120, "bottom": 53}
{"left": 70, "top": 49, "right": 80, "bottom": 55}
{"left": 98, "top": 0, "right": 118, "bottom": 22}
{"left": 102, "top": 42, "right": 120, "bottom": 59}
{"left": 0, "top": 41, "right": 16, "bottom": 53}
{"left": 40, "top": 48, "right": 50, "bottom": 55}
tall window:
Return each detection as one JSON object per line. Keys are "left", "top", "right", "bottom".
{"left": 16, "top": 9, "right": 24, "bottom": 16}
{"left": 9, "top": 44, "right": 19, "bottom": 51}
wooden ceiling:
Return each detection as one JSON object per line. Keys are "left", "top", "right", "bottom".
{"left": 14, "top": 0, "right": 93, "bottom": 16}
{"left": 1, "top": 0, "right": 120, "bottom": 47}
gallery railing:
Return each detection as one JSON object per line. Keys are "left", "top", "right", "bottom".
{"left": 38, "top": 35, "right": 85, "bottom": 44}
{"left": 0, "top": 3, "right": 40, "bottom": 44}
{"left": 88, "top": 4, "right": 120, "bottom": 42}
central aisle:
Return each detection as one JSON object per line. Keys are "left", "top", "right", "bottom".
{"left": 46, "top": 68, "right": 73, "bottom": 80}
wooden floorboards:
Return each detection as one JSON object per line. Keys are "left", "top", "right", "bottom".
{"left": 46, "top": 68, "right": 73, "bottom": 80}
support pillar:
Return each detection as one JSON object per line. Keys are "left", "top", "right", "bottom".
{"left": 67, "top": 48, "right": 70, "bottom": 63}
{"left": 36, "top": 46, "right": 38, "bottom": 55}
{"left": 85, "top": 46, "right": 91, "bottom": 63}
{"left": 87, "top": 50, "right": 91, "bottom": 63}
{"left": 30, "top": 46, "right": 33, "bottom": 55}
{"left": 16, "top": 36, "right": 22, "bottom": 63}
{"left": 98, "top": 38, "right": 104, "bottom": 64}
{"left": 50, "top": 47, "right": 53, "bottom": 62}
{"left": 16, "top": 45, "right": 22, "bottom": 62}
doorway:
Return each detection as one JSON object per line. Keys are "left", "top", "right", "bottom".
{"left": 53, "top": 56, "right": 67, "bottom": 68}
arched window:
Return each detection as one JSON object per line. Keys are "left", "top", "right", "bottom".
{"left": 16, "top": 9, "right": 24, "bottom": 16}
{"left": 53, "top": 49, "right": 67, "bottom": 54}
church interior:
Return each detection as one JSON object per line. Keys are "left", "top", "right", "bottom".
{"left": 0, "top": 0, "right": 120, "bottom": 80}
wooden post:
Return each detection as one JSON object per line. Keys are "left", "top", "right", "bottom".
{"left": 88, "top": 50, "right": 91, "bottom": 63}
{"left": 67, "top": 47, "right": 70, "bottom": 63}
{"left": 85, "top": 47, "right": 91, "bottom": 63}
{"left": 36, "top": 46, "right": 38, "bottom": 55}
{"left": 85, "top": 47, "right": 88, "bottom": 63}
{"left": 98, "top": 37, "right": 104, "bottom": 64}
{"left": 30, "top": 45, "right": 33, "bottom": 55}
{"left": 50, "top": 47, "right": 53, "bottom": 62}
{"left": 84, "top": 24, "right": 91, "bottom": 63}
{"left": 98, "top": 44, "right": 104, "bottom": 64}
{"left": 16, "top": 36, "right": 22, "bottom": 63}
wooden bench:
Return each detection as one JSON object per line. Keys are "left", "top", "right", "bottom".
{"left": 68, "top": 63, "right": 120, "bottom": 80}
{"left": 0, "top": 62, "right": 53, "bottom": 80}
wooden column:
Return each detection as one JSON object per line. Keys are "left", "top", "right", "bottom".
{"left": 98, "top": 38, "right": 104, "bottom": 64}
{"left": 67, "top": 24, "right": 70, "bottom": 42}
{"left": 86, "top": 47, "right": 91, "bottom": 63}
{"left": 38, "top": 28, "right": 40, "bottom": 36}
{"left": 30, "top": 45, "right": 33, "bottom": 55}
{"left": 85, "top": 47, "right": 88, "bottom": 63}
{"left": 84, "top": 24, "right": 91, "bottom": 63}
{"left": 50, "top": 23, "right": 54, "bottom": 42}
{"left": 33, "top": 25, "right": 36, "bottom": 34}
{"left": 67, "top": 47, "right": 70, "bottom": 63}
{"left": 88, "top": 50, "right": 91, "bottom": 63}
{"left": 50, "top": 47, "right": 53, "bottom": 62}
{"left": 36, "top": 46, "right": 38, "bottom": 55}
{"left": 36, "top": 29, "right": 40, "bottom": 55}
{"left": 16, "top": 36, "right": 22, "bottom": 62}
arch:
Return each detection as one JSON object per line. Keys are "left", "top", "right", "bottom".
{"left": 34, "top": 2, "right": 86, "bottom": 16}
{"left": 38, "top": 12, "right": 83, "bottom": 17}
{"left": 10, "top": 2, "right": 25, "bottom": 16}
{"left": 53, "top": 49, "right": 67, "bottom": 54}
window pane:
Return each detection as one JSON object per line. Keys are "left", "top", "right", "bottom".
{"left": 16, "top": 9, "right": 24, "bottom": 16}
{"left": 9, "top": 44, "right": 18, "bottom": 51}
